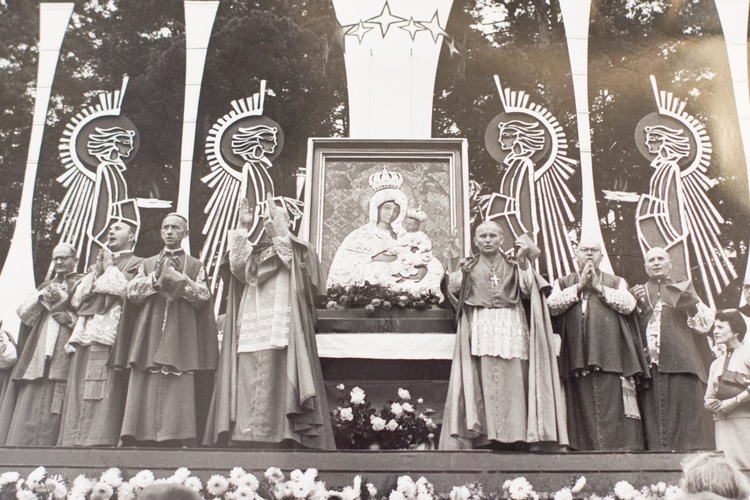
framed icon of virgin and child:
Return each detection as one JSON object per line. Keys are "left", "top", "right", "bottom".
{"left": 301, "top": 138, "right": 470, "bottom": 303}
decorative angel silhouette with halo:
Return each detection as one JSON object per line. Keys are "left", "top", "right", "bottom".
{"left": 479, "top": 76, "right": 579, "bottom": 282}
{"left": 634, "top": 76, "right": 736, "bottom": 306}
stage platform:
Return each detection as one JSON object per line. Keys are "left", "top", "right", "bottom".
{"left": 0, "top": 448, "right": 697, "bottom": 494}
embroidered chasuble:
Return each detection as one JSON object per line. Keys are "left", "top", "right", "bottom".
{"left": 204, "top": 230, "right": 335, "bottom": 449}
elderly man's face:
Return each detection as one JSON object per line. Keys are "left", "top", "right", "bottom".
{"left": 51, "top": 245, "right": 77, "bottom": 274}
{"left": 645, "top": 248, "right": 672, "bottom": 280}
{"left": 576, "top": 239, "right": 603, "bottom": 269}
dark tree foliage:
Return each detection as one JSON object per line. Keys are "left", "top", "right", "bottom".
{"left": 0, "top": 0, "right": 747, "bottom": 300}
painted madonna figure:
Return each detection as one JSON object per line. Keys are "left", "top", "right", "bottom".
{"left": 326, "top": 168, "right": 444, "bottom": 299}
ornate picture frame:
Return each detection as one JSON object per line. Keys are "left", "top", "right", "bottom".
{"left": 301, "top": 138, "right": 470, "bottom": 288}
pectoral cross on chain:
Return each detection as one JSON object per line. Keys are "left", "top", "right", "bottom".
{"left": 489, "top": 273, "right": 500, "bottom": 289}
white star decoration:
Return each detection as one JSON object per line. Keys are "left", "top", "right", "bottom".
{"left": 366, "top": 2, "right": 402, "bottom": 37}
{"left": 346, "top": 20, "right": 374, "bottom": 43}
{"left": 420, "top": 12, "right": 448, "bottom": 43}
{"left": 398, "top": 17, "right": 426, "bottom": 40}
{"left": 344, "top": 9, "right": 448, "bottom": 44}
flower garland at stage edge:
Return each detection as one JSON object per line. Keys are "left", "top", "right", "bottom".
{"left": 0, "top": 466, "right": 687, "bottom": 500}
{"left": 330, "top": 386, "right": 438, "bottom": 450}
{"left": 320, "top": 284, "right": 442, "bottom": 314}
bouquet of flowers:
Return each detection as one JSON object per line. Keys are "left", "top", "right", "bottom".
{"left": 331, "top": 385, "right": 378, "bottom": 449}
{"left": 331, "top": 385, "right": 438, "bottom": 450}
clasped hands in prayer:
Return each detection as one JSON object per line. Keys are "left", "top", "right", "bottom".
{"left": 91, "top": 246, "right": 115, "bottom": 277}
{"left": 577, "top": 261, "right": 603, "bottom": 295}
{"left": 238, "top": 195, "right": 290, "bottom": 239}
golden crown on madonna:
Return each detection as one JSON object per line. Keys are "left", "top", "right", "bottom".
{"left": 369, "top": 167, "right": 403, "bottom": 192}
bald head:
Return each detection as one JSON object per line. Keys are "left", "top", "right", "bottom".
{"left": 644, "top": 247, "right": 672, "bottom": 280}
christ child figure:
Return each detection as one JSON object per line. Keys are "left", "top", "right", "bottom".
{"left": 392, "top": 207, "right": 434, "bottom": 283}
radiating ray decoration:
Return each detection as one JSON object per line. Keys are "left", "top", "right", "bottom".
{"left": 332, "top": 0, "right": 454, "bottom": 139}
{"left": 715, "top": 0, "right": 750, "bottom": 297}
{"left": 558, "top": 0, "right": 614, "bottom": 273}
{"left": 57, "top": 77, "right": 136, "bottom": 270}
{"left": 480, "top": 76, "right": 579, "bottom": 282}
{"left": 0, "top": 3, "right": 74, "bottom": 335}
{"left": 176, "top": 0, "right": 220, "bottom": 253}
{"left": 635, "top": 76, "right": 736, "bottom": 307}
{"left": 201, "top": 80, "right": 303, "bottom": 294}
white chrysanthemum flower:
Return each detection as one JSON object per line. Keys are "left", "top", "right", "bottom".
{"left": 68, "top": 494, "right": 87, "bottom": 500}
{"left": 265, "top": 467, "right": 285, "bottom": 484}
{"left": 350, "top": 387, "right": 366, "bottom": 405}
{"left": 614, "top": 481, "right": 637, "bottom": 500}
{"left": 341, "top": 485, "right": 359, "bottom": 500}
{"left": 401, "top": 403, "right": 415, "bottom": 413}
{"left": 389, "top": 491, "right": 407, "bottom": 500}
{"left": 236, "top": 486, "right": 257, "bottom": 499}
{"left": 184, "top": 476, "right": 203, "bottom": 492}
{"left": 26, "top": 466, "right": 46, "bottom": 484}
{"left": 386, "top": 419, "right": 399, "bottom": 431}
{"left": 117, "top": 482, "right": 137, "bottom": 500}
{"left": 46, "top": 477, "right": 68, "bottom": 500}
{"left": 15, "top": 490, "right": 38, "bottom": 500}
{"left": 173, "top": 468, "right": 191, "bottom": 483}
{"left": 282, "top": 481, "right": 295, "bottom": 498}
{"left": 68, "top": 477, "right": 92, "bottom": 500}
{"left": 0, "top": 471, "right": 20, "bottom": 485}
{"left": 367, "top": 483, "right": 378, "bottom": 497}
{"left": 99, "top": 467, "right": 123, "bottom": 488}
{"left": 310, "top": 482, "right": 329, "bottom": 500}
{"left": 571, "top": 477, "right": 587, "bottom": 494}
{"left": 449, "top": 485, "right": 471, "bottom": 500}
{"left": 237, "top": 473, "right": 260, "bottom": 492}
{"left": 417, "top": 398, "right": 424, "bottom": 404}
{"left": 304, "top": 469, "right": 319, "bottom": 482}
{"left": 664, "top": 485, "right": 683, "bottom": 500}
{"left": 416, "top": 493, "right": 433, "bottom": 500}
{"left": 398, "top": 388, "right": 411, "bottom": 400}
{"left": 230, "top": 467, "right": 247, "bottom": 484}
{"left": 554, "top": 487, "right": 573, "bottom": 500}
{"left": 292, "top": 481, "right": 311, "bottom": 499}
{"left": 291, "top": 469, "right": 305, "bottom": 482}
{"left": 337, "top": 383, "right": 345, "bottom": 390}
{"left": 397, "top": 475, "right": 417, "bottom": 498}
{"left": 90, "top": 481, "right": 114, "bottom": 500}
{"left": 508, "top": 477, "right": 534, "bottom": 500}
{"left": 206, "top": 474, "right": 230, "bottom": 496}
{"left": 131, "top": 470, "right": 155, "bottom": 489}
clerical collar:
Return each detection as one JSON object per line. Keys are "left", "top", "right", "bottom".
{"left": 648, "top": 277, "right": 673, "bottom": 285}
{"left": 111, "top": 250, "right": 134, "bottom": 258}
{"left": 162, "top": 248, "right": 184, "bottom": 256}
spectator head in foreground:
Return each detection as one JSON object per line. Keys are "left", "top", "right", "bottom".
{"left": 681, "top": 452, "right": 750, "bottom": 499}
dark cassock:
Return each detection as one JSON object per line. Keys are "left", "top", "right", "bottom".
{"left": 204, "top": 203, "right": 335, "bottom": 449}
{"left": 548, "top": 240, "right": 649, "bottom": 451}
{"left": 58, "top": 248, "right": 142, "bottom": 446}
{"left": 112, "top": 241, "right": 219, "bottom": 445}
{"left": 0, "top": 244, "right": 83, "bottom": 446}
{"left": 631, "top": 247, "right": 715, "bottom": 451}
{"left": 440, "top": 223, "right": 568, "bottom": 450}
{"left": 0, "top": 329, "right": 17, "bottom": 407}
